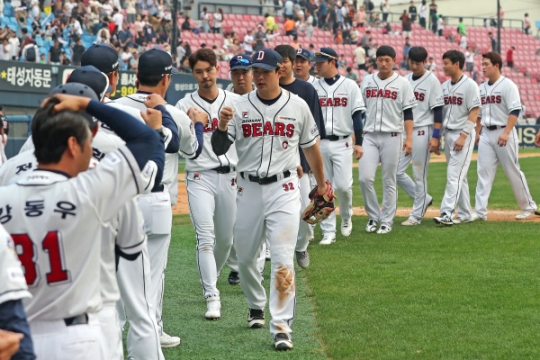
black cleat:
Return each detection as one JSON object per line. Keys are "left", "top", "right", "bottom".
{"left": 248, "top": 309, "right": 265, "bottom": 328}
{"left": 228, "top": 271, "right": 240, "bottom": 285}
{"left": 274, "top": 332, "right": 293, "bottom": 351}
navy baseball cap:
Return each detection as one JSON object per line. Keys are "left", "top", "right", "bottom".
{"left": 251, "top": 48, "right": 282, "bottom": 70}
{"left": 139, "top": 49, "right": 178, "bottom": 77}
{"left": 295, "top": 48, "right": 312, "bottom": 61}
{"left": 313, "top": 47, "right": 338, "bottom": 62}
{"left": 229, "top": 54, "right": 252, "bottom": 70}
{"left": 66, "top": 65, "right": 110, "bottom": 101}
{"left": 49, "top": 83, "right": 99, "bottom": 128}
{"left": 81, "top": 44, "right": 119, "bottom": 73}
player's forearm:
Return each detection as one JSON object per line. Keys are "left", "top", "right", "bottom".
{"left": 352, "top": 110, "right": 363, "bottom": 145}
{"left": 404, "top": 119, "right": 413, "bottom": 139}
{"left": 465, "top": 107, "right": 479, "bottom": 134}
{"left": 475, "top": 117, "right": 482, "bottom": 134}
{"left": 0, "top": 300, "right": 36, "bottom": 359}
{"left": 211, "top": 128, "right": 232, "bottom": 156}
{"left": 154, "top": 105, "right": 180, "bottom": 153}
{"left": 302, "top": 140, "right": 326, "bottom": 188}
{"left": 504, "top": 114, "right": 518, "bottom": 134}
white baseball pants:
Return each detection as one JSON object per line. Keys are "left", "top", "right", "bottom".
{"left": 396, "top": 125, "right": 433, "bottom": 220}
{"left": 475, "top": 127, "right": 537, "bottom": 219}
{"left": 0, "top": 134, "right": 6, "bottom": 166}
{"left": 320, "top": 137, "right": 354, "bottom": 235}
{"left": 227, "top": 242, "right": 267, "bottom": 275}
{"left": 138, "top": 191, "right": 172, "bottom": 334}
{"left": 235, "top": 172, "right": 300, "bottom": 336}
{"left": 359, "top": 132, "right": 403, "bottom": 227}
{"left": 29, "top": 313, "right": 105, "bottom": 360}
{"left": 98, "top": 304, "right": 123, "bottom": 360}
{"left": 296, "top": 173, "right": 314, "bottom": 252}
{"left": 440, "top": 129, "right": 475, "bottom": 218}
{"left": 116, "top": 244, "right": 164, "bottom": 360}
{"left": 186, "top": 170, "right": 236, "bottom": 298}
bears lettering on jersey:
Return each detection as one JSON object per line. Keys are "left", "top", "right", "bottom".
{"left": 414, "top": 92, "right": 426, "bottom": 102}
{"left": 481, "top": 95, "right": 502, "bottom": 105}
{"left": 241, "top": 121, "right": 295, "bottom": 138}
{"left": 444, "top": 96, "right": 463, "bottom": 106}
{"left": 365, "top": 89, "right": 398, "bottom": 100}
{"left": 204, "top": 118, "right": 219, "bottom": 133}
{"left": 319, "top": 97, "right": 348, "bottom": 107}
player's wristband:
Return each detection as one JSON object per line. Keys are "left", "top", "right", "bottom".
{"left": 461, "top": 131, "right": 470, "bottom": 137}
{"left": 432, "top": 128, "right": 440, "bottom": 139}
{"left": 156, "top": 127, "right": 166, "bottom": 138}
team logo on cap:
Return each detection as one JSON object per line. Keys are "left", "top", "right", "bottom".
{"left": 296, "top": 49, "right": 303, "bottom": 54}
{"left": 242, "top": 111, "right": 249, "bottom": 118}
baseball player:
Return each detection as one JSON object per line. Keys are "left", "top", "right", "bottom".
{"left": 0, "top": 223, "right": 35, "bottom": 359}
{"left": 294, "top": 48, "right": 316, "bottom": 83}
{"left": 397, "top": 46, "right": 443, "bottom": 225}
{"left": 115, "top": 50, "right": 205, "bottom": 340}
{"left": 176, "top": 48, "right": 240, "bottom": 320}
{"left": 212, "top": 48, "right": 328, "bottom": 350}
{"left": 472, "top": 52, "right": 539, "bottom": 221}
{"left": 275, "top": 44, "right": 326, "bottom": 267}
{"left": 433, "top": 50, "right": 480, "bottom": 226}
{"left": 0, "top": 92, "right": 165, "bottom": 359}
{"left": 360, "top": 45, "right": 417, "bottom": 234}
{"left": 0, "top": 106, "right": 7, "bottom": 166}
{"left": 312, "top": 47, "right": 365, "bottom": 243}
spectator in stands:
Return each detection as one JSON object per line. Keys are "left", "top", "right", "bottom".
{"left": 353, "top": 42, "right": 366, "bottom": 70}
{"left": 102, "top": 0, "right": 113, "bottom": 17}
{"left": 496, "top": 6, "right": 504, "bottom": 27}
{"left": 126, "top": 0, "right": 136, "bottom": 24}
{"left": 291, "top": 35, "right": 300, "bottom": 50}
{"left": 138, "top": 40, "right": 150, "bottom": 53}
{"left": 457, "top": 17, "right": 466, "bottom": 35}
{"left": 366, "top": 0, "right": 375, "bottom": 24}
{"left": 381, "top": 0, "right": 390, "bottom": 23}
{"left": 118, "top": 22, "right": 133, "bottom": 49}
{"left": 356, "top": 5, "right": 367, "bottom": 28}
{"left": 523, "top": 13, "right": 531, "bottom": 35}
{"left": 429, "top": 0, "right": 437, "bottom": 33}
{"left": 119, "top": 47, "right": 132, "bottom": 69}
{"left": 265, "top": 13, "right": 278, "bottom": 34}
{"left": 146, "top": 0, "right": 157, "bottom": 17}
{"left": 335, "top": 3, "right": 344, "bottom": 32}
{"left": 0, "top": 38, "right": 9, "bottom": 61}
{"left": 49, "top": 39, "right": 61, "bottom": 64}
{"left": 408, "top": 1, "right": 417, "bottom": 23}
{"left": 350, "top": 27, "right": 359, "bottom": 45}
{"left": 254, "top": 25, "right": 265, "bottom": 52}
{"left": 425, "top": 56, "right": 436, "bottom": 70}
{"left": 346, "top": 66, "right": 359, "bottom": 83}
{"left": 223, "top": 33, "right": 234, "bottom": 49}
{"left": 95, "top": 28, "right": 111, "bottom": 45}
{"left": 60, "top": 50, "right": 70, "bottom": 65}
{"left": 401, "top": 10, "right": 412, "bottom": 36}
{"left": 507, "top": 46, "right": 515, "bottom": 68}
{"left": 182, "top": 16, "right": 192, "bottom": 32}
{"left": 71, "top": 37, "right": 85, "bottom": 65}
{"left": 305, "top": 10, "right": 315, "bottom": 38}
{"left": 306, "top": 0, "right": 319, "bottom": 26}
{"left": 402, "top": 39, "right": 411, "bottom": 69}
{"left": 39, "top": 53, "right": 46, "bottom": 63}
{"left": 462, "top": 46, "right": 473, "bottom": 74}
{"left": 232, "top": 38, "right": 243, "bottom": 56}
{"left": 112, "top": 8, "right": 123, "bottom": 29}
{"left": 418, "top": 0, "right": 427, "bottom": 28}
{"left": 200, "top": 7, "right": 210, "bottom": 34}
{"left": 284, "top": 0, "right": 294, "bottom": 20}
{"left": 134, "top": 14, "right": 145, "bottom": 33}
{"left": 213, "top": 8, "right": 224, "bottom": 34}
{"left": 437, "top": 14, "right": 444, "bottom": 36}
{"left": 483, "top": 18, "right": 489, "bottom": 27}
{"left": 489, "top": 31, "right": 497, "bottom": 52}
{"left": 334, "top": 29, "right": 343, "bottom": 44}
{"left": 317, "top": 0, "right": 328, "bottom": 29}
{"left": 360, "top": 30, "right": 370, "bottom": 51}
{"left": 243, "top": 29, "right": 254, "bottom": 55}
{"left": 459, "top": 32, "right": 467, "bottom": 48}
{"left": 285, "top": 16, "right": 297, "bottom": 36}
{"left": 326, "top": 3, "right": 336, "bottom": 33}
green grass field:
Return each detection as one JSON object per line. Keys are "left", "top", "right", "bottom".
{"left": 161, "top": 155, "right": 540, "bottom": 359}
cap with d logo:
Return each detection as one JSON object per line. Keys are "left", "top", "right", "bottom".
{"left": 251, "top": 48, "right": 283, "bottom": 70}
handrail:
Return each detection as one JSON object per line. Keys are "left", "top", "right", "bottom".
{"left": 197, "top": 1, "right": 271, "bottom": 19}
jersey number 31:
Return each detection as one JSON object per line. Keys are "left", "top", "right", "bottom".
{"left": 12, "top": 231, "right": 70, "bottom": 287}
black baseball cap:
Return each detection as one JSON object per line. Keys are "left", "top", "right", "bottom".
{"left": 49, "top": 83, "right": 99, "bottom": 128}
{"left": 67, "top": 65, "right": 110, "bottom": 100}
{"left": 138, "top": 49, "right": 178, "bottom": 76}
{"left": 313, "top": 47, "right": 338, "bottom": 62}
{"left": 251, "top": 48, "right": 282, "bottom": 70}
{"left": 229, "top": 54, "right": 252, "bottom": 70}
{"left": 81, "top": 44, "right": 119, "bottom": 73}
{"left": 295, "top": 48, "right": 312, "bottom": 61}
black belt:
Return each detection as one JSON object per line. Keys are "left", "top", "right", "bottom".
{"left": 151, "top": 184, "right": 165, "bottom": 193}
{"left": 212, "top": 166, "right": 235, "bottom": 174}
{"left": 485, "top": 125, "right": 506, "bottom": 131}
{"left": 240, "top": 170, "right": 291, "bottom": 185}
{"left": 64, "top": 313, "right": 88, "bottom": 326}
{"left": 326, "top": 135, "right": 348, "bottom": 141}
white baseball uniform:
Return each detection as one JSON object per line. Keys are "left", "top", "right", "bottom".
{"left": 306, "top": 75, "right": 316, "bottom": 83}
{"left": 0, "top": 144, "right": 148, "bottom": 360}
{"left": 312, "top": 76, "right": 365, "bottom": 236}
{"left": 215, "top": 89, "right": 319, "bottom": 336}
{"left": 440, "top": 75, "right": 481, "bottom": 219}
{"left": 474, "top": 76, "right": 537, "bottom": 219}
{"left": 396, "top": 71, "right": 444, "bottom": 221}
{"left": 0, "top": 223, "right": 31, "bottom": 304}
{"left": 176, "top": 88, "right": 239, "bottom": 300}
{"left": 360, "top": 72, "right": 417, "bottom": 227}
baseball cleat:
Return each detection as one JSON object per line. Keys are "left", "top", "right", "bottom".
{"left": 205, "top": 297, "right": 221, "bottom": 320}
{"left": 516, "top": 211, "right": 533, "bottom": 220}
{"left": 422, "top": 197, "right": 434, "bottom": 217}
{"left": 265, "top": 247, "right": 271, "bottom": 261}
{"left": 295, "top": 250, "right": 310, "bottom": 268}
{"left": 319, "top": 233, "right": 336, "bottom": 245}
{"left": 469, "top": 213, "right": 485, "bottom": 222}
{"left": 365, "top": 220, "right": 378, "bottom": 233}
{"left": 228, "top": 271, "right": 240, "bottom": 285}
{"left": 535, "top": 209, "right": 540, "bottom": 216}
{"left": 274, "top": 333, "right": 293, "bottom": 351}
{"left": 341, "top": 218, "right": 353, "bottom": 237}
{"left": 248, "top": 309, "right": 265, "bottom": 328}
{"left": 401, "top": 218, "right": 421, "bottom": 226}
{"left": 376, "top": 225, "right": 392, "bottom": 234}
{"left": 160, "top": 332, "right": 181, "bottom": 348}
{"left": 434, "top": 214, "right": 453, "bottom": 226}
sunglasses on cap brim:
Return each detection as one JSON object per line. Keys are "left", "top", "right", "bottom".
{"left": 230, "top": 58, "right": 252, "bottom": 68}
{"left": 314, "top": 52, "right": 337, "bottom": 60}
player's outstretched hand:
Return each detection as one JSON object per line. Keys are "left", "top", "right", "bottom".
{"left": 429, "top": 138, "right": 440, "bottom": 155}
{"left": 497, "top": 132, "right": 509, "bottom": 147}
{"left": 51, "top": 94, "right": 91, "bottom": 112}
{"left": 475, "top": 133, "right": 480, "bottom": 146}
{"left": 140, "top": 108, "right": 163, "bottom": 130}
{"left": 535, "top": 129, "right": 540, "bottom": 147}
{"left": 0, "top": 330, "right": 23, "bottom": 360}
{"left": 353, "top": 145, "right": 363, "bottom": 160}
{"left": 218, "top": 106, "right": 233, "bottom": 131}
{"left": 403, "top": 138, "right": 412, "bottom": 156}
{"left": 143, "top": 94, "right": 167, "bottom": 109}
{"left": 187, "top": 107, "right": 209, "bottom": 127}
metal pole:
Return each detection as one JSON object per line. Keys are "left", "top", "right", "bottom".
{"left": 497, "top": 0, "right": 501, "bottom": 53}
{"left": 171, "top": 0, "right": 179, "bottom": 64}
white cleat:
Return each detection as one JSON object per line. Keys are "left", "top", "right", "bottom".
{"left": 401, "top": 218, "right": 421, "bottom": 226}
{"left": 365, "top": 220, "right": 378, "bottom": 233}
{"left": 453, "top": 217, "right": 474, "bottom": 224}
{"left": 434, "top": 214, "right": 453, "bottom": 226}
{"left": 160, "top": 332, "right": 181, "bottom": 348}
{"left": 265, "top": 247, "right": 271, "bottom": 261}
{"left": 516, "top": 211, "right": 533, "bottom": 220}
{"left": 376, "top": 225, "right": 392, "bottom": 234}
{"left": 205, "top": 297, "right": 221, "bottom": 320}
{"left": 319, "top": 233, "right": 336, "bottom": 245}
{"left": 469, "top": 213, "right": 485, "bottom": 222}
{"left": 341, "top": 218, "right": 353, "bottom": 237}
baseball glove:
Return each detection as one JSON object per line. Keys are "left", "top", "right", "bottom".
{"left": 302, "top": 181, "right": 335, "bottom": 224}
